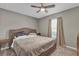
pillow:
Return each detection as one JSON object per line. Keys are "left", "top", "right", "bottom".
{"left": 15, "top": 31, "right": 28, "bottom": 37}
{"left": 28, "top": 33, "right": 37, "bottom": 37}
{"left": 12, "top": 35, "right": 29, "bottom": 47}
{"left": 29, "top": 33, "right": 37, "bottom": 35}
{"left": 14, "top": 35, "right": 29, "bottom": 40}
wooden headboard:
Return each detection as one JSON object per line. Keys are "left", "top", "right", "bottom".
{"left": 8, "top": 28, "right": 36, "bottom": 48}
{"left": 9, "top": 28, "right": 36, "bottom": 40}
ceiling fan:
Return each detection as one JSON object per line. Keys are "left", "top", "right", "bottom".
{"left": 31, "top": 3, "right": 55, "bottom": 13}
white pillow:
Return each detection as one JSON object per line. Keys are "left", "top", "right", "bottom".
{"left": 29, "top": 33, "right": 37, "bottom": 35}
{"left": 11, "top": 35, "right": 29, "bottom": 47}
{"left": 28, "top": 33, "right": 37, "bottom": 37}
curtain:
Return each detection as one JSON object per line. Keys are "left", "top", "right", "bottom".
{"left": 77, "top": 33, "right": 79, "bottom": 56}
{"left": 56, "top": 17, "right": 66, "bottom": 48}
{"left": 48, "top": 19, "right": 51, "bottom": 37}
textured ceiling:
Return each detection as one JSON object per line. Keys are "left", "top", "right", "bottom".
{"left": 0, "top": 3, "right": 79, "bottom": 19}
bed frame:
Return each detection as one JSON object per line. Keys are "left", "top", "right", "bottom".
{"left": 8, "top": 27, "right": 56, "bottom": 55}
{"left": 8, "top": 28, "right": 36, "bottom": 48}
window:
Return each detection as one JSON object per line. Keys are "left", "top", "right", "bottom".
{"left": 51, "top": 19, "right": 57, "bottom": 39}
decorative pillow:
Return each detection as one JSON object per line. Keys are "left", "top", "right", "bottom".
{"left": 29, "top": 33, "right": 37, "bottom": 35}
{"left": 15, "top": 31, "right": 28, "bottom": 37}
{"left": 28, "top": 33, "right": 37, "bottom": 37}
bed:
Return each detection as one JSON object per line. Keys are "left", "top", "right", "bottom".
{"left": 9, "top": 28, "right": 56, "bottom": 56}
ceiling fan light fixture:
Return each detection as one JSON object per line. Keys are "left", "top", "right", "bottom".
{"left": 40, "top": 8, "right": 45, "bottom": 11}
{"left": 31, "top": 3, "right": 55, "bottom": 13}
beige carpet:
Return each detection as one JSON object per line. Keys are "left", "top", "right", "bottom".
{"left": 50, "top": 47, "right": 77, "bottom": 56}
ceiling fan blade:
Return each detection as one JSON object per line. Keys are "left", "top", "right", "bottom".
{"left": 36, "top": 9, "right": 40, "bottom": 13}
{"left": 44, "top": 4, "right": 55, "bottom": 8}
{"left": 31, "top": 5, "right": 41, "bottom": 8}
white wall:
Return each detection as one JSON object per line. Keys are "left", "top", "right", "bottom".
{"left": 38, "top": 6, "right": 79, "bottom": 48}
{"left": 0, "top": 8, "right": 38, "bottom": 39}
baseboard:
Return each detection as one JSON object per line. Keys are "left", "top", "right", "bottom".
{"left": 66, "top": 46, "right": 77, "bottom": 51}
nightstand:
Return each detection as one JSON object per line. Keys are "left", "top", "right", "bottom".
{"left": 0, "top": 39, "right": 10, "bottom": 50}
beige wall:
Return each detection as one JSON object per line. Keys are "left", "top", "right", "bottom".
{"left": 0, "top": 8, "right": 38, "bottom": 39}
{"left": 38, "top": 6, "right": 79, "bottom": 48}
